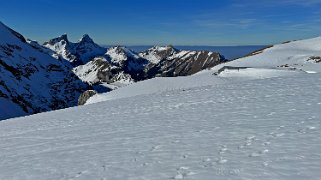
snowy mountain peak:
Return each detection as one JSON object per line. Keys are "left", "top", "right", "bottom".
{"left": 107, "top": 46, "right": 139, "bottom": 60}
{"left": 139, "top": 45, "right": 179, "bottom": 64}
{"left": 44, "top": 34, "right": 106, "bottom": 65}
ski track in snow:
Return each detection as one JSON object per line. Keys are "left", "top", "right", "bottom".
{"left": 0, "top": 73, "right": 321, "bottom": 179}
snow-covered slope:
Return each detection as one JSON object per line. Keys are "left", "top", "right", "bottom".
{"left": 211, "top": 37, "right": 321, "bottom": 74}
{"left": 87, "top": 35, "right": 321, "bottom": 110}
{"left": 86, "top": 68, "right": 298, "bottom": 104}
{"left": 0, "top": 69, "right": 320, "bottom": 179}
{"left": 44, "top": 34, "right": 106, "bottom": 66}
{"left": 0, "top": 22, "right": 88, "bottom": 120}
{"left": 1, "top": 35, "right": 321, "bottom": 179}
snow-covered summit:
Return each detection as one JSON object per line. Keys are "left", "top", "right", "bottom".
{"left": 106, "top": 46, "right": 141, "bottom": 64}
{"left": 44, "top": 34, "right": 106, "bottom": 65}
{"left": 139, "top": 45, "right": 179, "bottom": 64}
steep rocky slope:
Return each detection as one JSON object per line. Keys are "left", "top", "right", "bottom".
{"left": 144, "top": 47, "right": 226, "bottom": 78}
{"left": 0, "top": 22, "right": 88, "bottom": 120}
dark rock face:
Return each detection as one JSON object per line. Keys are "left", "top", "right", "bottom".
{"left": 146, "top": 51, "right": 226, "bottom": 78}
{"left": 78, "top": 90, "right": 97, "bottom": 105}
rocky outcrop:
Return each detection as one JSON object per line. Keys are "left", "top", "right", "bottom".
{"left": 307, "top": 56, "right": 321, "bottom": 63}
{"left": 145, "top": 50, "right": 226, "bottom": 78}
{"left": 78, "top": 90, "right": 97, "bottom": 105}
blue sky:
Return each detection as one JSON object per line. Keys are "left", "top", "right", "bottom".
{"left": 1, "top": 0, "right": 321, "bottom": 45}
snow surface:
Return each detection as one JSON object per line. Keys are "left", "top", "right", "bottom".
{"left": 211, "top": 37, "right": 321, "bottom": 73}
{"left": 1, "top": 34, "right": 321, "bottom": 179}
{"left": 1, "top": 71, "right": 321, "bottom": 179}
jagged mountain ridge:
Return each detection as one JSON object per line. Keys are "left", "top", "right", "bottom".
{"left": 0, "top": 22, "right": 88, "bottom": 120}
{"left": 144, "top": 48, "right": 226, "bottom": 78}
{"left": 65, "top": 44, "right": 227, "bottom": 85}
{"left": 45, "top": 34, "right": 227, "bottom": 86}
{"left": 44, "top": 34, "right": 106, "bottom": 66}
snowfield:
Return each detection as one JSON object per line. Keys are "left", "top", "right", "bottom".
{"left": 1, "top": 72, "right": 321, "bottom": 180}
{"left": 1, "top": 37, "right": 321, "bottom": 179}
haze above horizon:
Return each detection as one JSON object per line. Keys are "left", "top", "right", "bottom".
{"left": 1, "top": 0, "right": 321, "bottom": 46}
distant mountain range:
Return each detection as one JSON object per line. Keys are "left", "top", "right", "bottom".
{"left": 45, "top": 34, "right": 227, "bottom": 85}
{"left": 107, "top": 45, "right": 267, "bottom": 60}
{"left": 0, "top": 22, "right": 228, "bottom": 120}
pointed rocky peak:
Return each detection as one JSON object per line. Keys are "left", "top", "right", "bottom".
{"left": 78, "top": 34, "right": 94, "bottom": 44}
{"left": 59, "top": 34, "right": 69, "bottom": 41}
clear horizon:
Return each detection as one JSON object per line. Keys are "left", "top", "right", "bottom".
{"left": 2, "top": 0, "right": 321, "bottom": 46}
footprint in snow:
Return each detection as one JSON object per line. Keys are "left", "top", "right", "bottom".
{"left": 150, "top": 145, "right": 162, "bottom": 152}
{"left": 239, "top": 136, "right": 256, "bottom": 149}
{"left": 249, "top": 149, "right": 269, "bottom": 157}
{"left": 262, "top": 141, "right": 271, "bottom": 146}
{"left": 174, "top": 167, "right": 196, "bottom": 180}
{"left": 219, "top": 145, "right": 228, "bottom": 154}
{"left": 298, "top": 126, "right": 316, "bottom": 134}
{"left": 217, "top": 157, "right": 228, "bottom": 164}
{"left": 269, "top": 132, "right": 285, "bottom": 138}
